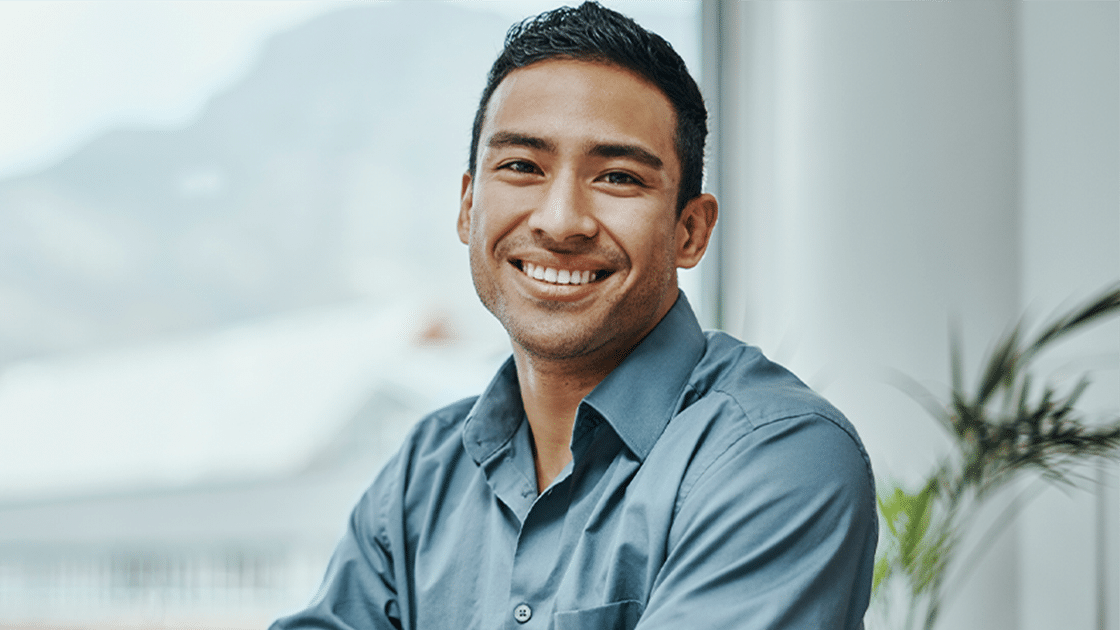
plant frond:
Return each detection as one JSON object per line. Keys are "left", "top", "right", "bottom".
{"left": 1024, "top": 284, "right": 1120, "bottom": 362}
{"left": 949, "top": 320, "right": 964, "bottom": 396}
{"left": 879, "top": 282, "right": 1120, "bottom": 630}
{"left": 887, "top": 369, "right": 955, "bottom": 435}
{"left": 976, "top": 325, "right": 1023, "bottom": 406}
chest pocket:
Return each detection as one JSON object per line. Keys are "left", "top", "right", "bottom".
{"left": 553, "top": 600, "right": 643, "bottom": 630}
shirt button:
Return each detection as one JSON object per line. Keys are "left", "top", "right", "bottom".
{"left": 513, "top": 603, "right": 532, "bottom": 623}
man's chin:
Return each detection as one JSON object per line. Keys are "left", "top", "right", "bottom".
{"left": 513, "top": 334, "right": 603, "bottom": 362}
{"left": 504, "top": 320, "right": 610, "bottom": 363}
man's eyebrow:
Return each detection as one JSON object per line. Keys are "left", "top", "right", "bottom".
{"left": 589, "top": 143, "right": 664, "bottom": 170}
{"left": 487, "top": 131, "right": 555, "bottom": 152}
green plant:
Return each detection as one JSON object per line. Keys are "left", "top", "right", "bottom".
{"left": 872, "top": 283, "right": 1120, "bottom": 630}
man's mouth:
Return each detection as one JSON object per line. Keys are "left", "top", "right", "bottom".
{"left": 514, "top": 260, "right": 612, "bottom": 286}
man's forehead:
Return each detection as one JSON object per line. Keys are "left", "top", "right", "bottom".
{"left": 480, "top": 58, "right": 678, "bottom": 163}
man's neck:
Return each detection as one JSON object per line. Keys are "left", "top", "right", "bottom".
{"left": 512, "top": 349, "right": 618, "bottom": 493}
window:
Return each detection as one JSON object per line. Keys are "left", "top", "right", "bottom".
{"left": 0, "top": 2, "right": 700, "bottom": 626}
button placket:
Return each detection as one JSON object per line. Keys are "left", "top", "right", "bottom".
{"left": 508, "top": 456, "right": 573, "bottom": 629}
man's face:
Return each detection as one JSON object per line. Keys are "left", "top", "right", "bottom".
{"left": 459, "top": 58, "right": 702, "bottom": 365}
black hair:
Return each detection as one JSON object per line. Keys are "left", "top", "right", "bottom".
{"left": 468, "top": 2, "right": 707, "bottom": 213}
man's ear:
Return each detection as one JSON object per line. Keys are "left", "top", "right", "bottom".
{"left": 458, "top": 172, "right": 473, "bottom": 245}
{"left": 675, "top": 193, "right": 718, "bottom": 269}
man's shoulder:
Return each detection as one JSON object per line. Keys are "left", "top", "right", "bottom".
{"left": 669, "top": 330, "right": 873, "bottom": 494}
{"left": 363, "top": 395, "right": 477, "bottom": 505}
{"left": 398, "top": 395, "right": 477, "bottom": 455}
{"left": 690, "top": 331, "right": 854, "bottom": 433}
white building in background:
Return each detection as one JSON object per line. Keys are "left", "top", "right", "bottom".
{"left": 0, "top": 300, "right": 507, "bottom": 628}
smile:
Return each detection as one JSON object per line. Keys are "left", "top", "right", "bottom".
{"left": 515, "top": 261, "right": 608, "bottom": 286}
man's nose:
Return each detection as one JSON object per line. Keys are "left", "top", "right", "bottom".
{"left": 526, "top": 171, "right": 598, "bottom": 242}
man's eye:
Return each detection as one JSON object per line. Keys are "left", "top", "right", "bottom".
{"left": 499, "top": 160, "right": 538, "bottom": 174}
{"left": 602, "top": 171, "right": 642, "bottom": 186}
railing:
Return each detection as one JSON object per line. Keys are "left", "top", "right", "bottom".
{"left": 0, "top": 544, "right": 325, "bottom": 628}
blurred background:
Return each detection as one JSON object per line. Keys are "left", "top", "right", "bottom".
{"left": 0, "top": 1, "right": 1114, "bottom": 629}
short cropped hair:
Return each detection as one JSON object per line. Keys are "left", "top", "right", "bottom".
{"left": 468, "top": 2, "right": 707, "bottom": 214}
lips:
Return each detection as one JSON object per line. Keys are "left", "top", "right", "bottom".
{"left": 513, "top": 260, "right": 612, "bottom": 286}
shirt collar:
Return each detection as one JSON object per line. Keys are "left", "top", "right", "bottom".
{"left": 463, "top": 357, "right": 524, "bottom": 465}
{"left": 462, "top": 292, "right": 706, "bottom": 465}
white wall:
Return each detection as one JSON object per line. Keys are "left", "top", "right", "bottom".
{"left": 710, "top": 1, "right": 1118, "bottom": 628}
{"left": 1017, "top": 4, "right": 1120, "bottom": 630}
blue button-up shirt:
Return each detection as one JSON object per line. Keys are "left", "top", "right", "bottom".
{"left": 272, "top": 295, "right": 877, "bottom": 629}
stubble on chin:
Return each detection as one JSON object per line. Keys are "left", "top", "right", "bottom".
{"left": 505, "top": 315, "right": 607, "bottom": 362}
{"left": 476, "top": 278, "right": 607, "bottom": 361}
{"left": 469, "top": 233, "right": 677, "bottom": 365}
{"left": 490, "top": 282, "right": 670, "bottom": 364}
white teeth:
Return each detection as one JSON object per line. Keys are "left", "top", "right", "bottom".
{"left": 520, "top": 262, "right": 599, "bottom": 285}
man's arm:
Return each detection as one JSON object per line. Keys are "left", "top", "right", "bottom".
{"left": 637, "top": 413, "right": 878, "bottom": 630}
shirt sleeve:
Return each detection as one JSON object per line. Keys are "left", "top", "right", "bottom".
{"left": 636, "top": 412, "right": 877, "bottom": 630}
{"left": 269, "top": 460, "right": 405, "bottom": 630}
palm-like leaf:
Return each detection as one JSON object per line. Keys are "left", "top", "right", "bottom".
{"left": 873, "top": 283, "right": 1120, "bottom": 630}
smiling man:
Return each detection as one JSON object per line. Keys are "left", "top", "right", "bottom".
{"left": 272, "top": 4, "right": 876, "bottom": 629}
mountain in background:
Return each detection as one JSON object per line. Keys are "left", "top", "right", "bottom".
{"left": 0, "top": 3, "right": 510, "bottom": 365}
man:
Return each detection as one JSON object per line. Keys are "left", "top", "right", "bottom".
{"left": 273, "top": 3, "right": 876, "bottom": 629}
